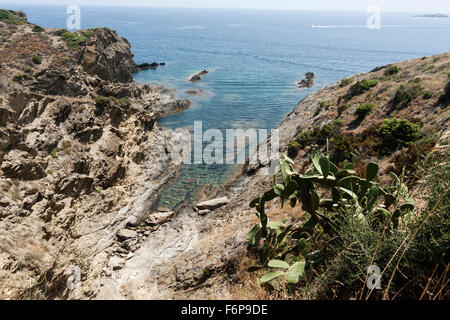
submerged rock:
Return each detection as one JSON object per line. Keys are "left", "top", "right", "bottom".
{"left": 185, "top": 88, "right": 203, "bottom": 96}
{"left": 136, "top": 62, "right": 166, "bottom": 71}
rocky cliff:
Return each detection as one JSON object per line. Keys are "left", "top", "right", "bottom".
{"left": 0, "top": 10, "right": 190, "bottom": 299}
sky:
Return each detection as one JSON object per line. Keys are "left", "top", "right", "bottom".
{"left": 1, "top": 0, "right": 450, "bottom": 13}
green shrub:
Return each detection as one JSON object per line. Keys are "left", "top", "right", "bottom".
{"left": 288, "top": 130, "right": 314, "bottom": 156}
{"left": 80, "top": 29, "right": 93, "bottom": 38}
{"left": 319, "top": 101, "right": 331, "bottom": 109}
{"left": 32, "top": 25, "right": 45, "bottom": 32}
{"left": 318, "top": 120, "right": 346, "bottom": 144}
{"left": 339, "top": 78, "right": 354, "bottom": 88}
{"left": 32, "top": 55, "right": 42, "bottom": 65}
{"left": 332, "top": 119, "right": 344, "bottom": 127}
{"left": 95, "top": 95, "right": 110, "bottom": 108}
{"left": 49, "top": 147, "right": 59, "bottom": 158}
{"left": 288, "top": 140, "right": 301, "bottom": 151}
{"left": 318, "top": 123, "right": 334, "bottom": 141}
{"left": 346, "top": 79, "right": 379, "bottom": 99}
{"left": 359, "top": 79, "right": 379, "bottom": 89}
{"left": 338, "top": 103, "right": 350, "bottom": 114}
{"left": 392, "top": 83, "right": 423, "bottom": 108}
{"left": 354, "top": 103, "right": 375, "bottom": 118}
{"left": 423, "top": 91, "right": 433, "bottom": 100}
{"left": 378, "top": 118, "right": 420, "bottom": 148}
{"left": 54, "top": 29, "right": 67, "bottom": 36}
{"left": 60, "top": 31, "right": 86, "bottom": 50}
{"left": 315, "top": 101, "right": 332, "bottom": 115}
{"left": 12, "top": 73, "right": 33, "bottom": 83}
{"left": 385, "top": 65, "right": 400, "bottom": 76}
{"left": 296, "top": 130, "right": 314, "bottom": 148}
{"left": 330, "top": 134, "right": 361, "bottom": 163}
{"left": 0, "top": 9, "right": 22, "bottom": 25}
{"left": 247, "top": 150, "right": 416, "bottom": 295}
{"left": 318, "top": 151, "right": 449, "bottom": 300}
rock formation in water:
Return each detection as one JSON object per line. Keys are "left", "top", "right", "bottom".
{"left": 0, "top": 10, "right": 190, "bottom": 299}
{"left": 297, "top": 72, "right": 315, "bottom": 88}
{"left": 136, "top": 62, "right": 166, "bottom": 71}
{"left": 185, "top": 88, "right": 203, "bottom": 96}
{"left": 189, "top": 70, "right": 209, "bottom": 82}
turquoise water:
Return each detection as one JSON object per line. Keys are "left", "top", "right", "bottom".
{"left": 5, "top": 4, "right": 450, "bottom": 208}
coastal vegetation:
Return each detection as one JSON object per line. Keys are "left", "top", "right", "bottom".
{"left": 393, "top": 82, "right": 424, "bottom": 109}
{"left": 385, "top": 65, "right": 401, "bottom": 76}
{"left": 0, "top": 9, "right": 23, "bottom": 25}
{"left": 31, "top": 54, "right": 42, "bottom": 65}
{"left": 354, "top": 103, "right": 375, "bottom": 118}
{"left": 244, "top": 54, "right": 449, "bottom": 300}
{"left": 247, "top": 148, "right": 448, "bottom": 300}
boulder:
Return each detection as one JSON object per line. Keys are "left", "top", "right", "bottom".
{"left": 55, "top": 174, "right": 94, "bottom": 196}
{"left": 117, "top": 229, "right": 138, "bottom": 240}
{"left": 146, "top": 211, "right": 174, "bottom": 226}
{"left": 194, "top": 197, "right": 229, "bottom": 211}
{"left": 1, "top": 150, "right": 47, "bottom": 180}
{"left": 108, "top": 256, "right": 126, "bottom": 270}
{"left": 197, "top": 209, "right": 212, "bottom": 216}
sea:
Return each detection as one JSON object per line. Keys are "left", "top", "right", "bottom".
{"left": 3, "top": 4, "right": 450, "bottom": 208}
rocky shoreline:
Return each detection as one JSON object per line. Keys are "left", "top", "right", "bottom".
{"left": 0, "top": 10, "right": 191, "bottom": 299}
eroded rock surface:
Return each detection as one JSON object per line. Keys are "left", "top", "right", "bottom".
{"left": 0, "top": 11, "right": 191, "bottom": 299}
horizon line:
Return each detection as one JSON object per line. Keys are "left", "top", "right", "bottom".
{"left": 0, "top": 2, "right": 449, "bottom": 14}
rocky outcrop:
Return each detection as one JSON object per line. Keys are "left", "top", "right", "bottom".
{"left": 0, "top": 10, "right": 191, "bottom": 300}
{"left": 189, "top": 70, "right": 209, "bottom": 82}
{"left": 1, "top": 150, "right": 47, "bottom": 180}
{"left": 297, "top": 72, "right": 315, "bottom": 88}
{"left": 193, "top": 197, "right": 229, "bottom": 211}
{"left": 80, "top": 28, "right": 137, "bottom": 83}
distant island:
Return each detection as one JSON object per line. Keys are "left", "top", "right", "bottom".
{"left": 414, "top": 13, "right": 449, "bottom": 18}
